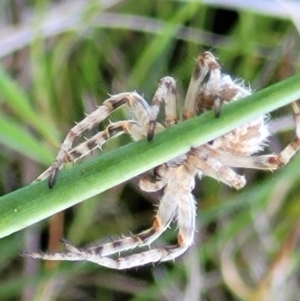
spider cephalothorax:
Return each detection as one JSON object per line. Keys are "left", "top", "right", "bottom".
{"left": 22, "top": 52, "right": 300, "bottom": 269}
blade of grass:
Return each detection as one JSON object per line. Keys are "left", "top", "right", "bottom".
{"left": 0, "top": 73, "right": 300, "bottom": 238}
{"left": 128, "top": 1, "right": 201, "bottom": 86}
{"left": 0, "top": 113, "right": 54, "bottom": 164}
{"left": 0, "top": 64, "right": 59, "bottom": 146}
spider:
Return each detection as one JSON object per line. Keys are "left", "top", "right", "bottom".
{"left": 22, "top": 52, "right": 300, "bottom": 269}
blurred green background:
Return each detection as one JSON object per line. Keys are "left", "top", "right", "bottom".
{"left": 1, "top": 0, "right": 300, "bottom": 300}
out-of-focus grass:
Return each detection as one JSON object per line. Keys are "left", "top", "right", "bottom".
{"left": 1, "top": 1, "right": 300, "bottom": 301}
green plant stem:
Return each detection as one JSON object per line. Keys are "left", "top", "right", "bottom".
{"left": 0, "top": 73, "right": 300, "bottom": 238}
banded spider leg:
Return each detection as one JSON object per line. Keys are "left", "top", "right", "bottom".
{"left": 22, "top": 159, "right": 196, "bottom": 269}
{"left": 34, "top": 77, "right": 177, "bottom": 188}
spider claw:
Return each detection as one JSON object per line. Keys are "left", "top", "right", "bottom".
{"left": 214, "top": 109, "right": 220, "bottom": 118}
{"left": 213, "top": 98, "right": 222, "bottom": 118}
{"left": 48, "top": 167, "right": 59, "bottom": 189}
{"left": 147, "top": 121, "right": 156, "bottom": 141}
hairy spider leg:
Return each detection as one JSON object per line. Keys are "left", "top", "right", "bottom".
{"left": 205, "top": 102, "right": 300, "bottom": 170}
{"left": 183, "top": 52, "right": 250, "bottom": 120}
{"left": 41, "top": 93, "right": 150, "bottom": 187}
{"left": 23, "top": 163, "right": 196, "bottom": 269}
{"left": 34, "top": 120, "right": 151, "bottom": 183}
{"left": 147, "top": 76, "right": 177, "bottom": 140}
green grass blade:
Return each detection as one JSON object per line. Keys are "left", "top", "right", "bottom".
{"left": 0, "top": 113, "right": 54, "bottom": 164}
{"left": 0, "top": 73, "right": 300, "bottom": 238}
{"left": 0, "top": 64, "right": 59, "bottom": 145}
{"left": 128, "top": 2, "right": 201, "bottom": 86}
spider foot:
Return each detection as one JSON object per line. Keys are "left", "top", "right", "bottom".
{"left": 48, "top": 166, "right": 59, "bottom": 189}
{"left": 60, "top": 238, "right": 83, "bottom": 254}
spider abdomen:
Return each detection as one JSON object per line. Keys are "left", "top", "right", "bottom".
{"left": 212, "top": 117, "right": 269, "bottom": 155}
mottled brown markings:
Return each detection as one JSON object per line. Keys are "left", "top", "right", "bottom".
{"left": 102, "top": 132, "right": 108, "bottom": 141}
{"left": 235, "top": 123, "right": 262, "bottom": 141}
{"left": 108, "top": 125, "right": 124, "bottom": 137}
{"left": 112, "top": 240, "right": 124, "bottom": 249}
{"left": 193, "top": 61, "right": 201, "bottom": 80}
{"left": 137, "top": 227, "right": 157, "bottom": 242}
{"left": 69, "top": 149, "right": 83, "bottom": 159}
{"left": 110, "top": 98, "right": 127, "bottom": 110}
{"left": 222, "top": 85, "right": 240, "bottom": 102}
{"left": 69, "top": 130, "right": 77, "bottom": 138}
{"left": 87, "top": 139, "right": 98, "bottom": 150}
{"left": 196, "top": 91, "right": 215, "bottom": 114}
{"left": 164, "top": 79, "right": 176, "bottom": 95}
{"left": 94, "top": 246, "right": 104, "bottom": 255}
{"left": 151, "top": 96, "right": 162, "bottom": 105}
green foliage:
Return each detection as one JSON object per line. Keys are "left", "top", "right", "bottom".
{"left": 1, "top": 1, "right": 300, "bottom": 300}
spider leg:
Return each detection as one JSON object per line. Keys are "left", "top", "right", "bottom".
{"left": 23, "top": 163, "right": 198, "bottom": 269}
{"left": 118, "top": 164, "right": 198, "bottom": 266}
{"left": 183, "top": 52, "right": 251, "bottom": 119}
{"left": 82, "top": 187, "right": 178, "bottom": 255}
{"left": 92, "top": 189, "right": 196, "bottom": 269}
{"left": 138, "top": 163, "right": 170, "bottom": 192}
{"left": 209, "top": 102, "right": 300, "bottom": 170}
{"left": 183, "top": 52, "right": 218, "bottom": 120}
{"left": 47, "top": 92, "right": 153, "bottom": 188}
{"left": 189, "top": 147, "right": 246, "bottom": 189}
{"left": 33, "top": 120, "right": 148, "bottom": 183}
{"left": 111, "top": 164, "right": 197, "bottom": 267}
{"left": 34, "top": 92, "right": 155, "bottom": 188}
{"left": 147, "top": 76, "right": 177, "bottom": 140}
{"left": 265, "top": 101, "right": 300, "bottom": 167}
{"left": 66, "top": 121, "right": 161, "bottom": 162}
{"left": 39, "top": 75, "right": 175, "bottom": 187}
{"left": 34, "top": 91, "right": 154, "bottom": 187}
{"left": 139, "top": 176, "right": 167, "bottom": 192}
{"left": 21, "top": 181, "right": 179, "bottom": 268}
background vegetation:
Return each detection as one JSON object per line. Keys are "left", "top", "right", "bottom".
{"left": 1, "top": 0, "right": 300, "bottom": 300}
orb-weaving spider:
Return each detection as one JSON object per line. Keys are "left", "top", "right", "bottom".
{"left": 22, "top": 52, "right": 300, "bottom": 269}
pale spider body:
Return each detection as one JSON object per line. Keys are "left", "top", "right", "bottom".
{"left": 22, "top": 52, "right": 300, "bottom": 269}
